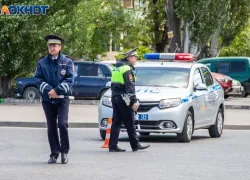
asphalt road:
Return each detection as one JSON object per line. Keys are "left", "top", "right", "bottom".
{"left": 0, "top": 128, "right": 249, "bottom": 180}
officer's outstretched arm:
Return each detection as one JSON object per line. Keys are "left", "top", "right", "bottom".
{"left": 34, "top": 62, "right": 52, "bottom": 95}
{"left": 54, "top": 59, "right": 74, "bottom": 96}
{"left": 123, "top": 70, "right": 137, "bottom": 106}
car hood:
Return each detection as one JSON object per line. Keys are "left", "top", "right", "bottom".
{"left": 104, "top": 86, "right": 189, "bottom": 102}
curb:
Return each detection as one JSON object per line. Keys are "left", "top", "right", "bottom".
{"left": 2, "top": 98, "right": 100, "bottom": 105}
{"left": 224, "top": 105, "right": 250, "bottom": 110}
{"left": 1, "top": 122, "right": 250, "bottom": 130}
{"left": 224, "top": 125, "right": 250, "bottom": 130}
{"left": 0, "top": 122, "right": 98, "bottom": 128}
{"left": 2, "top": 98, "right": 250, "bottom": 110}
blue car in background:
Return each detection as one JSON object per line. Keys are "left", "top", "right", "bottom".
{"left": 14, "top": 61, "right": 112, "bottom": 100}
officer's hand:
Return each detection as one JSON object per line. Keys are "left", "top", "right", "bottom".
{"left": 48, "top": 89, "right": 59, "bottom": 99}
{"left": 132, "top": 103, "right": 138, "bottom": 112}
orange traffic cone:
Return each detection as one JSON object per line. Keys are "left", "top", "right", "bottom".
{"left": 101, "top": 118, "right": 112, "bottom": 148}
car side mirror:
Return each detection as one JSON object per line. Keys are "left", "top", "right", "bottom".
{"left": 195, "top": 83, "right": 207, "bottom": 91}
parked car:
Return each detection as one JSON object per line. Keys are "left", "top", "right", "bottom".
{"left": 198, "top": 57, "right": 250, "bottom": 97}
{"left": 211, "top": 72, "right": 232, "bottom": 98}
{"left": 14, "top": 61, "right": 112, "bottom": 100}
{"left": 228, "top": 79, "right": 244, "bottom": 97}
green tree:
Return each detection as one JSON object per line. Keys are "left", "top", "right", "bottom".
{"left": 220, "top": 19, "right": 250, "bottom": 57}
{"left": 174, "top": 0, "right": 231, "bottom": 55}
{"left": 120, "top": 0, "right": 168, "bottom": 52}
{"left": 0, "top": 0, "right": 127, "bottom": 97}
{"left": 115, "top": 46, "right": 152, "bottom": 60}
{"left": 210, "top": 0, "right": 250, "bottom": 57}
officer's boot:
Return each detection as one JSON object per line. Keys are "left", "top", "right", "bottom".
{"left": 61, "top": 153, "right": 68, "bottom": 164}
{"left": 109, "top": 146, "right": 126, "bottom": 152}
{"left": 48, "top": 156, "right": 57, "bottom": 164}
{"left": 132, "top": 144, "right": 150, "bottom": 152}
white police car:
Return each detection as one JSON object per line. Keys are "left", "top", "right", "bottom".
{"left": 98, "top": 53, "right": 224, "bottom": 142}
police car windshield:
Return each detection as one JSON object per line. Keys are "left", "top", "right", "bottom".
{"left": 135, "top": 67, "right": 190, "bottom": 88}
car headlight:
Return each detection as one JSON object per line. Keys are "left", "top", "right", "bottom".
{"left": 159, "top": 98, "right": 181, "bottom": 109}
{"left": 102, "top": 96, "right": 112, "bottom": 108}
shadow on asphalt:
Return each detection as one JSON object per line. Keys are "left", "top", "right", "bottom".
{"left": 90, "top": 134, "right": 212, "bottom": 143}
{"left": 119, "top": 134, "right": 211, "bottom": 143}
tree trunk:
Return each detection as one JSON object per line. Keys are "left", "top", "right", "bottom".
{"left": 166, "top": 0, "right": 181, "bottom": 53}
{"left": 189, "top": 43, "right": 198, "bottom": 55}
{"left": 210, "top": 17, "right": 227, "bottom": 57}
{"left": 0, "top": 76, "right": 14, "bottom": 98}
{"left": 197, "top": 43, "right": 209, "bottom": 60}
{"left": 210, "top": 29, "right": 220, "bottom": 57}
{"left": 152, "top": 0, "right": 169, "bottom": 52}
{"left": 180, "top": 20, "right": 185, "bottom": 52}
{"left": 183, "top": 21, "right": 190, "bottom": 53}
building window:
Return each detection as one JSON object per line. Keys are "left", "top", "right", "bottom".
{"left": 123, "top": 0, "right": 134, "bottom": 8}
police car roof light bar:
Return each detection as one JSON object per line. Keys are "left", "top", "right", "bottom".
{"left": 144, "top": 53, "right": 195, "bottom": 61}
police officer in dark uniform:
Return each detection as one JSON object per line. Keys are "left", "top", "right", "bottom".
{"left": 109, "top": 48, "right": 150, "bottom": 152}
{"left": 34, "top": 35, "right": 74, "bottom": 164}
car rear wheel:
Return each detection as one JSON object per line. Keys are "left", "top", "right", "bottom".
{"left": 240, "top": 86, "right": 248, "bottom": 97}
{"left": 23, "top": 87, "right": 40, "bottom": 100}
{"left": 139, "top": 132, "right": 150, "bottom": 136}
{"left": 177, "top": 111, "right": 193, "bottom": 143}
{"left": 100, "top": 130, "right": 106, "bottom": 140}
{"left": 209, "top": 108, "right": 224, "bottom": 138}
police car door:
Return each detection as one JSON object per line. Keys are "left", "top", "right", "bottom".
{"left": 192, "top": 68, "right": 207, "bottom": 126}
{"left": 201, "top": 67, "right": 217, "bottom": 123}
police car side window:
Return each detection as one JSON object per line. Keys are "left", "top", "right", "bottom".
{"left": 193, "top": 69, "right": 203, "bottom": 86}
{"left": 201, "top": 67, "right": 213, "bottom": 86}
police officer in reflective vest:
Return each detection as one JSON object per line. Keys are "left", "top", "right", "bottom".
{"left": 34, "top": 35, "right": 74, "bottom": 164}
{"left": 109, "top": 48, "right": 150, "bottom": 152}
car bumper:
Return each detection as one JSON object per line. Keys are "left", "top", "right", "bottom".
{"left": 14, "top": 89, "right": 22, "bottom": 98}
{"left": 228, "top": 86, "right": 244, "bottom": 95}
{"left": 98, "top": 103, "right": 189, "bottom": 134}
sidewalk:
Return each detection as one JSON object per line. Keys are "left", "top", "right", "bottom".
{"left": 224, "top": 97, "right": 250, "bottom": 109}
{"left": 0, "top": 104, "right": 98, "bottom": 128}
{"left": 1, "top": 103, "right": 250, "bottom": 130}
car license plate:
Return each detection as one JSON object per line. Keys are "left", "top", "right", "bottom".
{"left": 134, "top": 114, "right": 148, "bottom": 120}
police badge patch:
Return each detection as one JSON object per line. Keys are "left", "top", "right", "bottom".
{"left": 61, "top": 69, "right": 66, "bottom": 76}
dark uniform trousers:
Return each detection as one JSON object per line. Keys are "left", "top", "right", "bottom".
{"left": 109, "top": 95, "right": 139, "bottom": 149}
{"left": 42, "top": 100, "right": 70, "bottom": 157}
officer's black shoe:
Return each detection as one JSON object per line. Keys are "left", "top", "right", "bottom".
{"left": 132, "top": 144, "right": 150, "bottom": 152}
{"left": 48, "top": 156, "right": 57, "bottom": 164}
{"left": 61, "top": 153, "right": 68, "bottom": 164}
{"left": 109, "top": 147, "right": 126, "bottom": 152}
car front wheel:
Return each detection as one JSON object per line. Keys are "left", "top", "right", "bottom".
{"left": 209, "top": 108, "right": 224, "bottom": 138}
{"left": 177, "top": 111, "right": 193, "bottom": 143}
